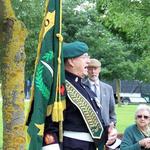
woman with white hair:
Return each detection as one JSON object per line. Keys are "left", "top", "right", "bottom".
{"left": 120, "top": 104, "right": 150, "bottom": 150}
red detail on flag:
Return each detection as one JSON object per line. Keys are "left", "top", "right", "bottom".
{"left": 60, "top": 85, "right": 65, "bottom": 96}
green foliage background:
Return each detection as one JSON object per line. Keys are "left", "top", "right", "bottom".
{"left": 62, "top": 0, "right": 150, "bottom": 82}
{"left": 96, "top": 0, "right": 150, "bottom": 81}
{"left": 9, "top": 0, "right": 150, "bottom": 83}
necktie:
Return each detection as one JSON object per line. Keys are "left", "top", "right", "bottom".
{"left": 93, "top": 83, "right": 101, "bottom": 108}
{"left": 93, "top": 83, "right": 100, "bottom": 99}
{"left": 93, "top": 83, "right": 98, "bottom": 97}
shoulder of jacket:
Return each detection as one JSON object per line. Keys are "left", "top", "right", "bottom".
{"left": 100, "top": 81, "right": 112, "bottom": 89}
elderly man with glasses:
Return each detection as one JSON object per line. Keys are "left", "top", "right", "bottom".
{"left": 43, "top": 41, "right": 112, "bottom": 150}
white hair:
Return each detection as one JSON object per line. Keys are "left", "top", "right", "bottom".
{"left": 135, "top": 104, "right": 150, "bottom": 118}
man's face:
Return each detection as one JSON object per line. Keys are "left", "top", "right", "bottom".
{"left": 71, "top": 53, "right": 90, "bottom": 78}
{"left": 88, "top": 66, "right": 101, "bottom": 81}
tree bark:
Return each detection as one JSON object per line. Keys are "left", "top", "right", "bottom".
{"left": 0, "top": 0, "right": 28, "bottom": 149}
{"left": 116, "top": 79, "right": 121, "bottom": 106}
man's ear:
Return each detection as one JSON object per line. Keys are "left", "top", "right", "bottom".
{"left": 67, "top": 58, "right": 75, "bottom": 67}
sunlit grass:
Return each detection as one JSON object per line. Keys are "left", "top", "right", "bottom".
{"left": 115, "top": 104, "right": 137, "bottom": 133}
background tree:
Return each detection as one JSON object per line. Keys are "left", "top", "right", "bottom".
{"left": 12, "top": 0, "right": 45, "bottom": 79}
{"left": 62, "top": 0, "right": 136, "bottom": 81}
{"left": 8, "top": 0, "right": 150, "bottom": 83}
{"left": 62, "top": 0, "right": 150, "bottom": 103}
{"left": 96, "top": 0, "right": 150, "bottom": 82}
{"left": 0, "top": 0, "right": 28, "bottom": 149}
{"left": 7, "top": 0, "right": 149, "bottom": 83}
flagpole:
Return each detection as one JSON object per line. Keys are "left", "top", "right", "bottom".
{"left": 56, "top": 0, "right": 63, "bottom": 143}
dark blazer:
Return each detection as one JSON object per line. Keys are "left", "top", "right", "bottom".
{"left": 44, "top": 71, "right": 106, "bottom": 150}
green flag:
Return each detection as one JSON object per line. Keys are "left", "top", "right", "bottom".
{"left": 26, "top": 0, "right": 66, "bottom": 149}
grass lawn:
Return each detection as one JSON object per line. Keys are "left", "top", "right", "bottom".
{"left": 0, "top": 101, "right": 144, "bottom": 149}
{"left": 115, "top": 104, "right": 137, "bottom": 133}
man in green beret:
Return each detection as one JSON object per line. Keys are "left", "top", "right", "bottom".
{"left": 62, "top": 41, "right": 106, "bottom": 150}
{"left": 43, "top": 41, "right": 106, "bottom": 150}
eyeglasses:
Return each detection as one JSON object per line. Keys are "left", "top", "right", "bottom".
{"left": 137, "top": 115, "right": 150, "bottom": 119}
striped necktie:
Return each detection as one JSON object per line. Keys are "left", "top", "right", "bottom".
{"left": 93, "top": 83, "right": 96, "bottom": 94}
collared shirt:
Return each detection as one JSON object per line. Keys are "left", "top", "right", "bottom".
{"left": 83, "top": 78, "right": 117, "bottom": 126}
{"left": 89, "top": 79, "right": 101, "bottom": 101}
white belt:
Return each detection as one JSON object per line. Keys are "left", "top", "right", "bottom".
{"left": 42, "top": 144, "right": 60, "bottom": 150}
{"left": 63, "top": 131, "right": 94, "bottom": 142}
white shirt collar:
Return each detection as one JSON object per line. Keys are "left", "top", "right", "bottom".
{"left": 89, "top": 79, "right": 99, "bottom": 86}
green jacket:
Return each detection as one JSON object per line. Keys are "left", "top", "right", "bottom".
{"left": 120, "top": 124, "right": 149, "bottom": 150}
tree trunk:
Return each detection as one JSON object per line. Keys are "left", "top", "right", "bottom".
{"left": 116, "top": 79, "right": 121, "bottom": 106}
{"left": 0, "top": 0, "right": 28, "bottom": 149}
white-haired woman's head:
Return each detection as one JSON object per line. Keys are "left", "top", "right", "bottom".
{"left": 135, "top": 104, "right": 150, "bottom": 130}
{"left": 135, "top": 104, "right": 150, "bottom": 118}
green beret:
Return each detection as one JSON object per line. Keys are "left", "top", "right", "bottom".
{"left": 63, "top": 41, "right": 88, "bottom": 59}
